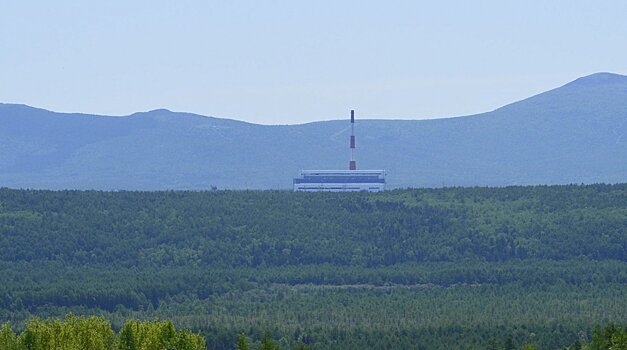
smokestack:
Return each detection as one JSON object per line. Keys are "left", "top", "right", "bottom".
{"left": 349, "top": 110, "right": 356, "bottom": 170}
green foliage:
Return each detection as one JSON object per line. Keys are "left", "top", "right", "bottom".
{"left": 235, "top": 333, "right": 249, "bottom": 350}
{"left": 260, "top": 332, "right": 280, "bottom": 350}
{"left": 0, "top": 184, "right": 625, "bottom": 268}
{"left": 0, "top": 185, "right": 625, "bottom": 349}
{"left": 610, "top": 330, "right": 627, "bottom": 350}
{"left": 112, "top": 319, "right": 205, "bottom": 350}
{"left": 520, "top": 344, "right": 537, "bottom": 350}
{"left": 0, "top": 322, "right": 19, "bottom": 350}
{"left": 585, "top": 324, "right": 627, "bottom": 350}
{"left": 291, "top": 341, "right": 310, "bottom": 350}
{"left": 16, "top": 315, "right": 115, "bottom": 350}
{"left": 117, "top": 322, "right": 137, "bottom": 350}
{"left": 0, "top": 316, "right": 204, "bottom": 350}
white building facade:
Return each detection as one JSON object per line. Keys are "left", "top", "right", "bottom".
{"left": 293, "top": 170, "right": 386, "bottom": 192}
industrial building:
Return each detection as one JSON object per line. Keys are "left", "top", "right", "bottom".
{"left": 293, "top": 110, "right": 386, "bottom": 192}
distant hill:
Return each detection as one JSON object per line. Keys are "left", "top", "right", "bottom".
{"left": 1, "top": 72, "right": 626, "bottom": 190}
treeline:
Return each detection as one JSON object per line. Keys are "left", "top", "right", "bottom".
{"left": 1, "top": 316, "right": 625, "bottom": 350}
{"left": 0, "top": 315, "right": 204, "bottom": 350}
{"left": 0, "top": 184, "right": 625, "bottom": 267}
{"left": 484, "top": 323, "right": 627, "bottom": 350}
{"left": 1, "top": 260, "right": 625, "bottom": 314}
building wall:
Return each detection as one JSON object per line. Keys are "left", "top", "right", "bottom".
{"left": 293, "top": 170, "right": 386, "bottom": 192}
{"left": 293, "top": 182, "right": 385, "bottom": 192}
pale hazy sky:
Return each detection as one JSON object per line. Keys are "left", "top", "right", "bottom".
{"left": 1, "top": 1, "right": 627, "bottom": 124}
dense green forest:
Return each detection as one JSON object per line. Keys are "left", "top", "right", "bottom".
{"left": 1, "top": 316, "right": 622, "bottom": 350}
{"left": 0, "top": 184, "right": 625, "bottom": 349}
{"left": 1, "top": 316, "right": 624, "bottom": 350}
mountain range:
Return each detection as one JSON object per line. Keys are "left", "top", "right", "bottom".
{"left": 1, "top": 72, "right": 626, "bottom": 190}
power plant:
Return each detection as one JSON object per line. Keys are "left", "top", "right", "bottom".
{"left": 293, "top": 110, "right": 386, "bottom": 192}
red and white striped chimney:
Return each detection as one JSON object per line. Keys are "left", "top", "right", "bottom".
{"left": 349, "top": 110, "right": 356, "bottom": 170}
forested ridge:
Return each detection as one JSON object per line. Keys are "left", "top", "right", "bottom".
{"left": 0, "top": 184, "right": 625, "bottom": 349}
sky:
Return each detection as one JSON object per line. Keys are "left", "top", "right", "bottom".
{"left": 1, "top": 1, "right": 627, "bottom": 124}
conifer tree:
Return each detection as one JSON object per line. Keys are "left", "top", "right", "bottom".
{"left": 260, "top": 332, "right": 280, "bottom": 350}
{"left": 235, "top": 333, "right": 250, "bottom": 350}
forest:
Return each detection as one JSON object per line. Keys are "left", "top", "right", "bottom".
{"left": 0, "top": 184, "right": 625, "bottom": 349}
{"left": 0, "top": 316, "right": 624, "bottom": 350}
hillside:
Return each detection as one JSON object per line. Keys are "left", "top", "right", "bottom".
{"left": 0, "top": 185, "right": 625, "bottom": 349}
{"left": 1, "top": 72, "right": 626, "bottom": 190}
{"left": 0, "top": 185, "right": 625, "bottom": 266}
